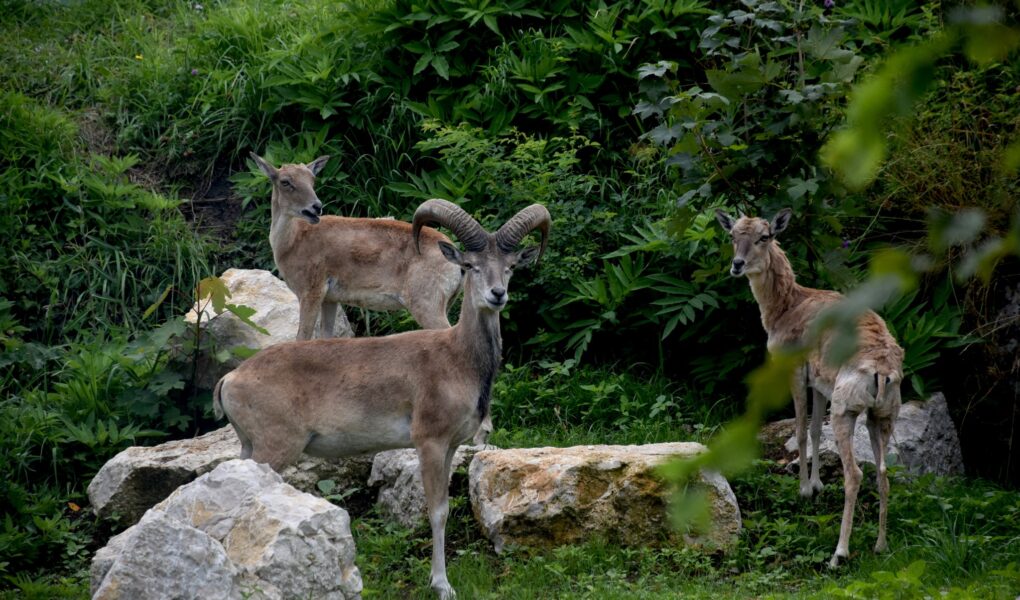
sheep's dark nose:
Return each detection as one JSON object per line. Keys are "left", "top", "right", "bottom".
{"left": 491, "top": 287, "right": 506, "bottom": 301}
{"left": 313, "top": 202, "right": 323, "bottom": 215}
{"left": 732, "top": 258, "right": 745, "bottom": 269}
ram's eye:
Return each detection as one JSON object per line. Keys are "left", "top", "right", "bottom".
{"left": 281, "top": 180, "right": 293, "bottom": 189}
{"left": 758, "top": 235, "right": 771, "bottom": 243}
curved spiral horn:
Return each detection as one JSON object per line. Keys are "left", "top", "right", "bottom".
{"left": 412, "top": 199, "right": 489, "bottom": 254}
{"left": 494, "top": 204, "right": 551, "bottom": 258}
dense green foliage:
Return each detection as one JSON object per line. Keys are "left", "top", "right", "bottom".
{"left": 1, "top": 0, "right": 1019, "bottom": 596}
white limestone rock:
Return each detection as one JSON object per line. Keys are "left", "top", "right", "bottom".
{"left": 184, "top": 268, "right": 353, "bottom": 389}
{"left": 90, "top": 459, "right": 362, "bottom": 600}
{"left": 88, "top": 426, "right": 372, "bottom": 526}
{"left": 468, "top": 443, "right": 741, "bottom": 553}
{"left": 368, "top": 445, "right": 487, "bottom": 528}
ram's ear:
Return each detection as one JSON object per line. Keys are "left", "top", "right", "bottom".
{"left": 306, "top": 155, "right": 330, "bottom": 176}
{"left": 438, "top": 241, "right": 464, "bottom": 266}
{"left": 715, "top": 209, "right": 735, "bottom": 233}
{"left": 770, "top": 208, "right": 793, "bottom": 236}
{"left": 515, "top": 246, "right": 541, "bottom": 268}
{"left": 251, "top": 153, "right": 278, "bottom": 180}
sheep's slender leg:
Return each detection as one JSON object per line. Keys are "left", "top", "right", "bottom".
{"left": 232, "top": 425, "right": 254, "bottom": 460}
{"left": 809, "top": 387, "right": 827, "bottom": 494}
{"left": 830, "top": 410, "right": 862, "bottom": 568}
{"left": 297, "top": 286, "right": 326, "bottom": 341}
{"left": 319, "top": 300, "right": 339, "bottom": 338}
{"left": 867, "top": 413, "right": 893, "bottom": 554}
{"left": 791, "top": 365, "right": 812, "bottom": 498}
{"left": 418, "top": 440, "right": 457, "bottom": 599}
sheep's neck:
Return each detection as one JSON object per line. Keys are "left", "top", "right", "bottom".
{"left": 453, "top": 279, "right": 503, "bottom": 419}
{"left": 747, "top": 244, "right": 801, "bottom": 334}
{"left": 268, "top": 191, "right": 296, "bottom": 267}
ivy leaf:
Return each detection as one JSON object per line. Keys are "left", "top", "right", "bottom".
{"left": 827, "top": 55, "right": 864, "bottom": 84}
{"left": 778, "top": 89, "right": 804, "bottom": 105}
{"left": 632, "top": 101, "right": 664, "bottom": 120}
{"left": 787, "top": 177, "right": 818, "bottom": 200}
{"left": 147, "top": 369, "right": 185, "bottom": 397}
{"left": 647, "top": 123, "right": 685, "bottom": 146}
{"left": 637, "top": 60, "right": 677, "bottom": 80}
{"left": 804, "top": 25, "right": 853, "bottom": 62}
{"left": 705, "top": 69, "right": 764, "bottom": 101}
{"left": 716, "top": 131, "right": 737, "bottom": 146}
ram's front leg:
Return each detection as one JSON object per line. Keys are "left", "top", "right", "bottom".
{"left": 417, "top": 439, "right": 457, "bottom": 599}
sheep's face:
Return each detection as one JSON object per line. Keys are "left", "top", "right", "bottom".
{"left": 715, "top": 208, "right": 791, "bottom": 277}
{"left": 439, "top": 242, "right": 541, "bottom": 312}
{"left": 253, "top": 154, "right": 329, "bottom": 225}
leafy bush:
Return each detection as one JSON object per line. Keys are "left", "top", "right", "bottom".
{"left": 0, "top": 92, "right": 210, "bottom": 343}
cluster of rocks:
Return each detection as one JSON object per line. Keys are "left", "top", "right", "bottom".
{"left": 88, "top": 431, "right": 743, "bottom": 599}
{"left": 85, "top": 268, "right": 967, "bottom": 599}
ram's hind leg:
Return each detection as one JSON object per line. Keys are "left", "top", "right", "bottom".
{"left": 248, "top": 426, "right": 309, "bottom": 472}
{"left": 809, "top": 387, "right": 827, "bottom": 495}
{"left": 867, "top": 413, "right": 894, "bottom": 554}
{"left": 830, "top": 409, "right": 862, "bottom": 568}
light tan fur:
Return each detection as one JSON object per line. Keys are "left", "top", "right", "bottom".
{"left": 252, "top": 153, "right": 463, "bottom": 338}
{"left": 215, "top": 200, "right": 550, "bottom": 599}
{"left": 717, "top": 208, "right": 904, "bottom": 568}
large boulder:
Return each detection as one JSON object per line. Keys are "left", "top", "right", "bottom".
{"left": 367, "top": 445, "right": 487, "bottom": 528}
{"left": 760, "top": 393, "right": 964, "bottom": 477}
{"left": 88, "top": 426, "right": 373, "bottom": 527}
{"left": 91, "top": 459, "right": 363, "bottom": 600}
{"left": 469, "top": 443, "right": 741, "bottom": 553}
{"left": 184, "top": 268, "right": 353, "bottom": 389}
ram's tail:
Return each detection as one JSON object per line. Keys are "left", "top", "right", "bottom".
{"left": 212, "top": 377, "right": 226, "bottom": 421}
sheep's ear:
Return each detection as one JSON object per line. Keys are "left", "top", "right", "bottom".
{"left": 438, "top": 241, "right": 465, "bottom": 266}
{"left": 251, "top": 153, "right": 277, "bottom": 180}
{"left": 715, "top": 209, "right": 735, "bottom": 233}
{"left": 515, "top": 246, "right": 541, "bottom": 268}
{"left": 770, "top": 208, "right": 793, "bottom": 236}
{"left": 306, "top": 155, "right": 330, "bottom": 176}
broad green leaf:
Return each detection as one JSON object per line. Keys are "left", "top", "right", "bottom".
{"left": 413, "top": 53, "right": 432, "bottom": 76}
{"left": 196, "top": 277, "right": 231, "bottom": 314}
{"left": 705, "top": 69, "right": 764, "bottom": 101}
{"left": 431, "top": 55, "right": 450, "bottom": 80}
{"left": 225, "top": 303, "right": 270, "bottom": 336}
